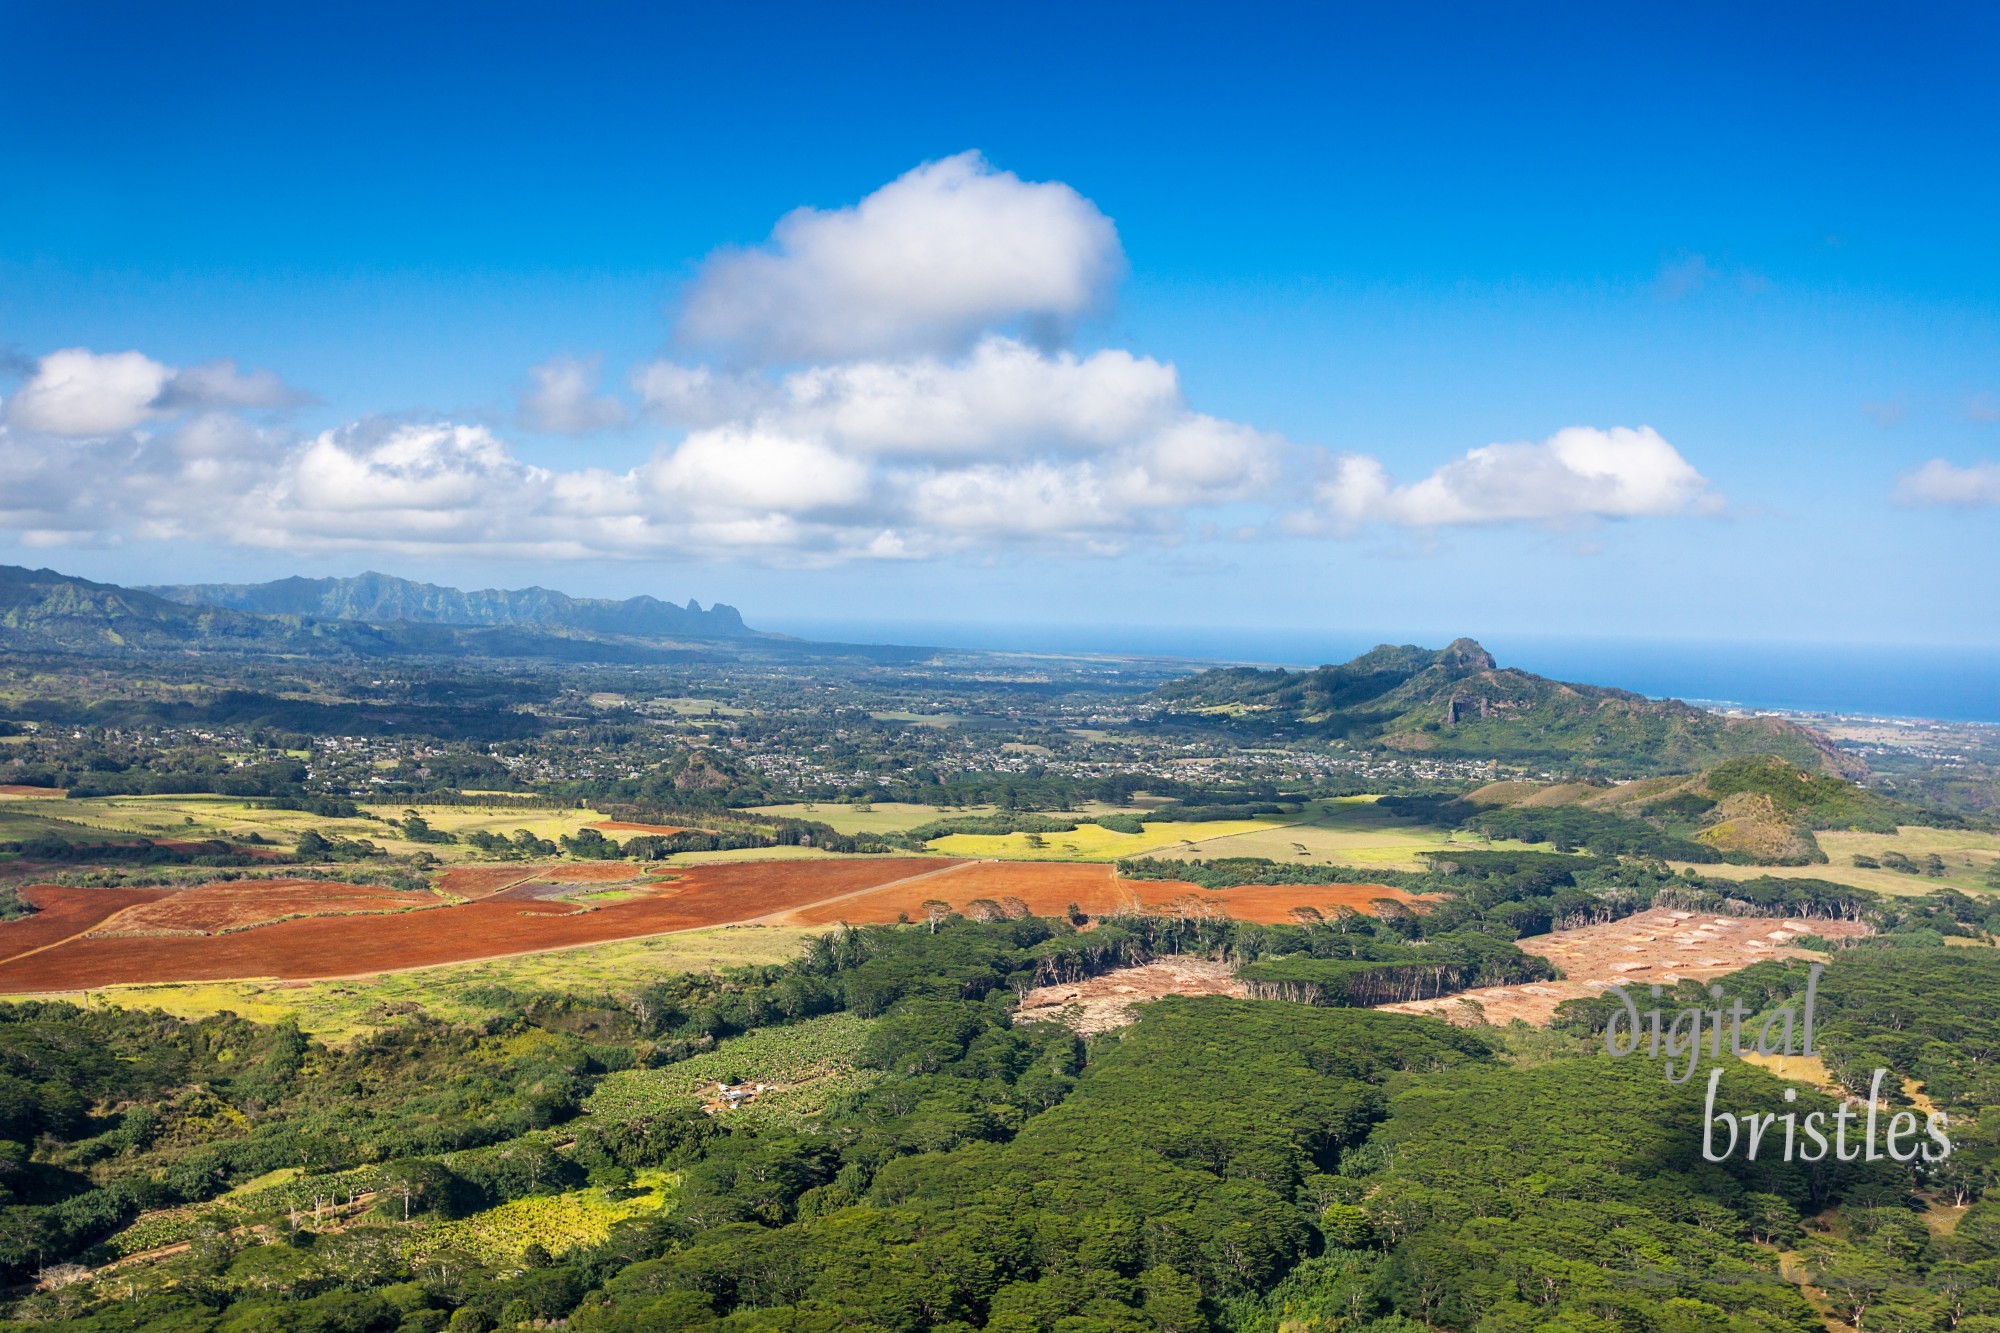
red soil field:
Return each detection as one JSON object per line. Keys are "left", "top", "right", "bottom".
{"left": 436, "top": 862, "right": 657, "bottom": 900}
{"left": 594, "top": 821, "right": 691, "bottom": 836}
{"left": 0, "top": 785, "right": 65, "bottom": 799}
{"left": 770, "top": 861, "right": 1416, "bottom": 927}
{"left": 0, "top": 859, "right": 956, "bottom": 991}
{"left": 87, "top": 880, "right": 437, "bottom": 937}
{"left": 0, "top": 887, "right": 169, "bottom": 960}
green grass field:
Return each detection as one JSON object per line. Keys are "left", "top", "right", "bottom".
{"left": 407, "top": 1170, "right": 677, "bottom": 1264}
{"left": 930, "top": 816, "right": 1294, "bottom": 862}
{"left": 740, "top": 801, "right": 1000, "bottom": 834}
{"left": 1136, "top": 797, "right": 1540, "bottom": 870}
{"left": 1668, "top": 824, "right": 2000, "bottom": 898}
{"left": 3, "top": 793, "right": 611, "bottom": 860}
{"left": 38, "top": 924, "right": 815, "bottom": 1042}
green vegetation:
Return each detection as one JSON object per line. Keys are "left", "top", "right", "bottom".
{"left": 587, "top": 1013, "right": 877, "bottom": 1129}
{"left": 1155, "top": 639, "right": 1849, "bottom": 776}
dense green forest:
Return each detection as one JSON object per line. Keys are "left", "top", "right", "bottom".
{"left": 0, "top": 902, "right": 1991, "bottom": 1333}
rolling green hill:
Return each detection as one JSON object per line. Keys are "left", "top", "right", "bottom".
{"left": 1463, "top": 754, "right": 1954, "bottom": 863}
{"left": 1155, "top": 638, "right": 1855, "bottom": 777}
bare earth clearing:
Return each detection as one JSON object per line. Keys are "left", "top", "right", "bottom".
{"left": 1377, "top": 905, "right": 1872, "bottom": 1026}
{"left": 1013, "top": 960, "right": 1246, "bottom": 1033}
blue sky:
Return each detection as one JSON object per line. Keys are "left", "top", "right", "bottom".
{"left": 3, "top": 1, "right": 1998, "bottom": 648}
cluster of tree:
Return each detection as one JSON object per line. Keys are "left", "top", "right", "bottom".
{"left": 459, "top": 828, "right": 560, "bottom": 859}
{"left": 293, "top": 828, "right": 383, "bottom": 862}
{"left": 1855, "top": 849, "right": 1949, "bottom": 875}
{"left": 393, "top": 811, "right": 457, "bottom": 844}
{"left": 0, "top": 1002, "right": 616, "bottom": 1285}
{"left": 0, "top": 836, "right": 265, "bottom": 868}
{"left": 1236, "top": 931, "right": 1557, "bottom": 1005}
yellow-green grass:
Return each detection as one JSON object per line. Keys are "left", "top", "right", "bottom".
{"left": 31, "top": 794, "right": 610, "bottom": 860}
{"left": 1138, "top": 798, "right": 1538, "bottom": 870}
{"left": 1661, "top": 826, "right": 2000, "bottom": 899}
{"left": 35, "top": 924, "right": 815, "bottom": 1042}
{"left": 930, "top": 817, "right": 1293, "bottom": 862}
{"left": 738, "top": 801, "right": 1164, "bottom": 838}
{"left": 0, "top": 804, "right": 138, "bottom": 842}
{"left": 408, "top": 1170, "right": 677, "bottom": 1264}
{"left": 740, "top": 801, "right": 998, "bottom": 834}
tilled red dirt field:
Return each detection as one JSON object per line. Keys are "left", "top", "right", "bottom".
{"left": 0, "top": 859, "right": 954, "bottom": 990}
{"left": 85, "top": 880, "right": 438, "bottom": 937}
{"left": 0, "top": 887, "right": 169, "bottom": 958}
{"left": 770, "top": 860, "right": 1415, "bottom": 926}
{"left": 435, "top": 863, "right": 657, "bottom": 900}
{"left": 593, "top": 821, "right": 692, "bottom": 836}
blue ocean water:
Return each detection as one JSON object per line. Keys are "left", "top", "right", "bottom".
{"left": 772, "top": 618, "right": 2000, "bottom": 724}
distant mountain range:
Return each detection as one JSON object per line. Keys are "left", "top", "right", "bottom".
{"left": 0, "top": 565, "right": 926, "bottom": 663}
{"left": 144, "top": 572, "right": 752, "bottom": 639}
{"left": 1155, "top": 637, "right": 1859, "bottom": 777}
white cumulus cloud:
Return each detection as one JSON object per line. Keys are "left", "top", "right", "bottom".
{"left": 6, "top": 348, "right": 174, "bottom": 436}
{"left": 1895, "top": 459, "right": 2000, "bottom": 507}
{"left": 676, "top": 151, "right": 1123, "bottom": 363}
{"left": 1310, "top": 426, "right": 1716, "bottom": 531}
{"left": 4, "top": 348, "right": 305, "bottom": 437}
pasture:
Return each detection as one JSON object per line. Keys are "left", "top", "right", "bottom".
{"left": 929, "top": 817, "right": 1290, "bottom": 862}
{"left": 1137, "top": 797, "right": 1539, "bottom": 869}
{"left": 4, "top": 792, "right": 611, "bottom": 859}
{"left": 740, "top": 801, "right": 999, "bottom": 834}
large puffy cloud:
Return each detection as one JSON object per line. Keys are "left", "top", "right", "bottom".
{"left": 4, "top": 347, "right": 304, "bottom": 436}
{"left": 6, "top": 348, "right": 173, "bottom": 435}
{"left": 676, "top": 152, "right": 1123, "bottom": 362}
{"left": 1308, "top": 426, "right": 1716, "bottom": 531}
{"left": 1895, "top": 459, "right": 2000, "bottom": 507}
{"left": 5, "top": 156, "right": 1734, "bottom": 566}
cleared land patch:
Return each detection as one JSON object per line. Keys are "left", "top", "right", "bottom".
{"left": 1378, "top": 905, "right": 1872, "bottom": 1026}
{"left": 1013, "top": 959, "right": 1246, "bottom": 1033}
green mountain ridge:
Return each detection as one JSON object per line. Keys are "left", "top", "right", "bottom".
{"left": 1156, "top": 636, "right": 1858, "bottom": 777}
{"left": 143, "top": 570, "right": 752, "bottom": 638}
{"left": 0, "top": 565, "right": 928, "bottom": 664}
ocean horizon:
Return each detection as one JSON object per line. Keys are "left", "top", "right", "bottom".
{"left": 770, "top": 619, "right": 2000, "bottom": 725}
